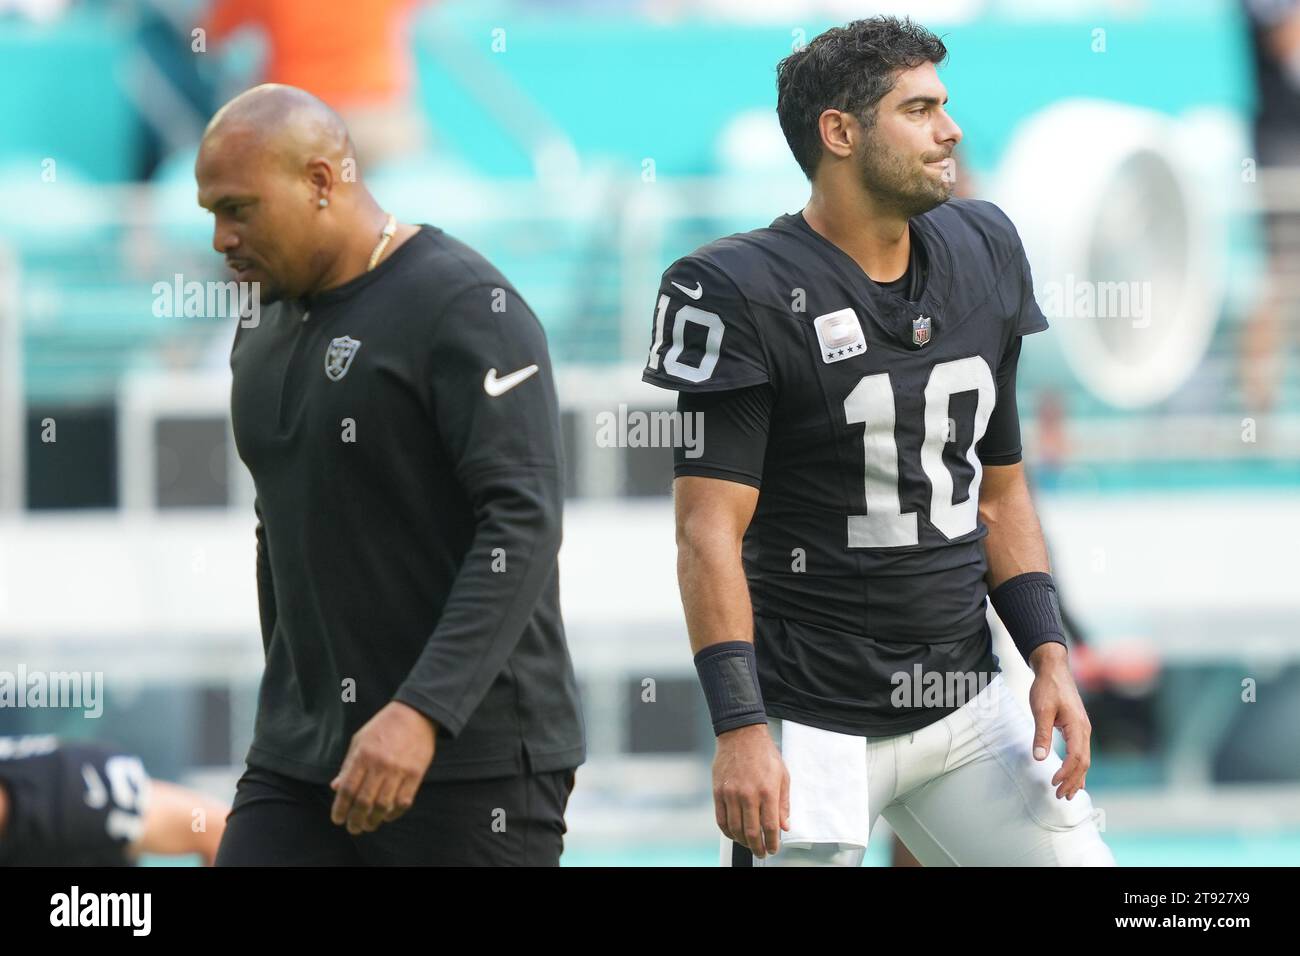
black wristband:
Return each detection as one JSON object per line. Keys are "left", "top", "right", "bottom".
{"left": 693, "top": 641, "right": 767, "bottom": 736}
{"left": 988, "top": 571, "right": 1068, "bottom": 662}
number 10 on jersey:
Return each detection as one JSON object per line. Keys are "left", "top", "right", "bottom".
{"left": 844, "top": 356, "right": 995, "bottom": 548}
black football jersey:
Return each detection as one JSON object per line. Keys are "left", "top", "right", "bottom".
{"left": 643, "top": 199, "right": 1049, "bottom": 735}
{"left": 0, "top": 736, "right": 148, "bottom": 866}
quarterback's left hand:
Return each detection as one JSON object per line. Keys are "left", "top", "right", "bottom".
{"left": 330, "top": 701, "right": 437, "bottom": 834}
{"left": 1027, "top": 642, "right": 1091, "bottom": 801}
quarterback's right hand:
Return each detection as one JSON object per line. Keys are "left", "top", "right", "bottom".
{"left": 713, "top": 722, "right": 790, "bottom": 858}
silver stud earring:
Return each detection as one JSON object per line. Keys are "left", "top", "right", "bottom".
{"left": 318, "top": 198, "right": 329, "bottom": 208}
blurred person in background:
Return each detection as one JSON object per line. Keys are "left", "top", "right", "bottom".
{"left": 1239, "top": 0, "right": 1300, "bottom": 411}
{"left": 202, "top": 0, "right": 430, "bottom": 172}
{"left": 197, "top": 83, "right": 584, "bottom": 866}
{"left": 0, "top": 735, "right": 228, "bottom": 866}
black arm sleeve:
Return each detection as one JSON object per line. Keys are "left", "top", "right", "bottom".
{"left": 673, "top": 384, "right": 774, "bottom": 488}
{"left": 977, "top": 336, "right": 1026, "bottom": 466}
{"left": 392, "top": 285, "right": 563, "bottom": 739}
{"left": 253, "top": 497, "right": 276, "bottom": 653}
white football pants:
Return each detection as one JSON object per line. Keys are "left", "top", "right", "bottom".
{"left": 723, "top": 621, "right": 1115, "bottom": 867}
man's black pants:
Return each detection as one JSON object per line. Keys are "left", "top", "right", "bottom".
{"left": 215, "top": 764, "right": 576, "bottom": 866}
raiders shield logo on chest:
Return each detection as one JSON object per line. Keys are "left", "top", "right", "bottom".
{"left": 324, "top": 335, "right": 362, "bottom": 381}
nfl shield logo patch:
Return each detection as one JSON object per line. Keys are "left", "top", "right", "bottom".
{"left": 912, "top": 314, "right": 932, "bottom": 347}
{"left": 324, "top": 336, "right": 362, "bottom": 381}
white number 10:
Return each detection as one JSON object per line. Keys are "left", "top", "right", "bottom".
{"left": 844, "top": 356, "right": 995, "bottom": 548}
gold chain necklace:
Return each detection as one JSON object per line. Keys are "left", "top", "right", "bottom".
{"left": 302, "top": 213, "right": 398, "bottom": 322}
{"left": 367, "top": 213, "right": 398, "bottom": 272}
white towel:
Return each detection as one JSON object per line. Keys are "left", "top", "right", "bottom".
{"left": 779, "top": 718, "right": 872, "bottom": 849}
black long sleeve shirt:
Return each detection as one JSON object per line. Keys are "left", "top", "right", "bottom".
{"left": 230, "top": 225, "right": 585, "bottom": 782}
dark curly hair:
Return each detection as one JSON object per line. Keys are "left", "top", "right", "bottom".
{"left": 776, "top": 17, "right": 948, "bottom": 179}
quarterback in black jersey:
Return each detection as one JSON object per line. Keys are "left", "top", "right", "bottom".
{"left": 645, "top": 17, "right": 1113, "bottom": 866}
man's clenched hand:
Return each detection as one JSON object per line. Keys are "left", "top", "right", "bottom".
{"left": 330, "top": 701, "right": 437, "bottom": 835}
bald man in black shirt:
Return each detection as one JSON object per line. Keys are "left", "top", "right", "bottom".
{"left": 197, "top": 84, "right": 585, "bottom": 866}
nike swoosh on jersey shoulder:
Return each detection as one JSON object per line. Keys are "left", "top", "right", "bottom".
{"left": 665, "top": 228, "right": 795, "bottom": 305}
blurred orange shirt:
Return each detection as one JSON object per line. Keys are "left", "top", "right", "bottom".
{"left": 205, "top": 0, "right": 423, "bottom": 110}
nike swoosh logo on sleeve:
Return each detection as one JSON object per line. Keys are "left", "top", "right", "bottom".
{"left": 483, "top": 364, "right": 540, "bottom": 397}
{"left": 671, "top": 281, "right": 703, "bottom": 300}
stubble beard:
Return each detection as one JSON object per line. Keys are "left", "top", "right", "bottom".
{"left": 858, "top": 134, "right": 953, "bottom": 220}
